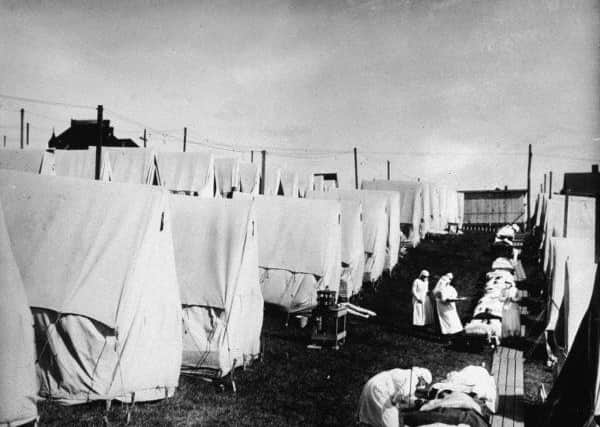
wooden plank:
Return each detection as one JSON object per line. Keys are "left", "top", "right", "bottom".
{"left": 492, "top": 347, "right": 508, "bottom": 427}
{"left": 505, "top": 349, "right": 517, "bottom": 427}
{"left": 514, "top": 351, "right": 525, "bottom": 427}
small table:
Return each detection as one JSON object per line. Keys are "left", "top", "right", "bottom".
{"left": 310, "top": 305, "right": 347, "bottom": 350}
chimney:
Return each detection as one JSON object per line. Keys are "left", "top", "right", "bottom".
{"left": 592, "top": 164, "right": 598, "bottom": 174}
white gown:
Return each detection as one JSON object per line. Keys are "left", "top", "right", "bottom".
{"left": 436, "top": 285, "right": 463, "bottom": 335}
{"left": 412, "top": 278, "right": 433, "bottom": 326}
{"left": 358, "top": 368, "right": 426, "bottom": 427}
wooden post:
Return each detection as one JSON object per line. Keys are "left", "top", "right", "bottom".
{"left": 543, "top": 174, "right": 547, "bottom": 193}
{"left": 549, "top": 171, "right": 553, "bottom": 199}
{"left": 183, "top": 127, "right": 187, "bottom": 152}
{"left": 387, "top": 160, "right": 390, "bottom": 180}
{"left": 260, "top": 150, "right": 266, "bottom": 194}
{"left": 596, "top": 196, "right": 600, "bottom": 263}
{"left": 19, "top": 108, "right": 24, "bottom": 149}
{"left": 527, "top": 144, "right": 532, "bottom": 230}
{"left": 353, "top": 147, "right": 358, "bottom": 189}
{"left": 563, "top": 190, "right": 569, "bottom": 238}
{"left": 142, "top": 128, "right": 147, "bottom": 148}
{"left": 95, "top": 105, "right": 103, "bottom": 180}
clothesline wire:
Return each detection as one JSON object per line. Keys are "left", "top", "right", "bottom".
{"left": 0, "top": 93, "right": 95, "bottom": 110}
{"left": 1, "top": 93, "right": 598, "bottom": 163}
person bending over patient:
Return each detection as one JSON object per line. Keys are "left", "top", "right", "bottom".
{"left": 358, "top": 367, "right": 432, "bottom": 427}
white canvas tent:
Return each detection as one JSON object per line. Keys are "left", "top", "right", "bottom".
{"left": 307, "top": 191, "right": 365, "bottom": 297}
{"left": 48, "top": 149, "right": 111, "bottom": 181}
{"left": 214, "top": 157, "right": 241, "bottom": 197}
{"left": 264, "top": 167, "right": 282, "bottom": 196}
{"left": 280, "top": 169, "right": 299, "bottom": 197}
{"left": 361, "top": 179, "right": 423, "bottom": 245}
{"left": 234, "top": 193, "right": 342, "bottom": 312}
{"left": 155, "top": 151, "right": 214, "bottom": 197}
{"left": 0, "top": 170, "right": 182, "bottom": 405}
{"left": 541, "top": 268, "right": 600, "bottom": 427}
{"left": 238, "top": 162, "right": 260, "bottom": 194}
{"left": 545, "top": 238, "right": 595, "bottom": 334}
{"left": 541, "top": 195, "right": 596, "bottom": 274}
{"left": 0, "top": 149, "right": 48, "bottom": 174}
{"left": 104, "top": 147, "right": 157, "bottom": 184}
{"left": 307, "top": 189, "right": 388, "bottom": 282}
{"left": 0, "top": 197, "right": 38, "bottom": 426}
{"left": 169, "top": 195, "right": 263, "bottom": 377}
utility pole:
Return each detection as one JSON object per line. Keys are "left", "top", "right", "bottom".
{"left": 142, "top": 128, "right": 147, "bottom": 148}
{"left": 26, "top": 122, "right": 30, "bottom": 146}
{"left": 19, "top": 108, "right": 24, "bottom": 149}
{"left": 526, "top": 144, "right": 532, "bottom": 230}
{"left": 353, "top": 147, "right": 358, "bottom": 189}
{"left": 260, "top": 150, "right": 266, "bottom": 194}
{"left": 183, "top": 127, "right": 187, "bottom": 152}
{"left": 95, "top": 105, "right": 103, "bottom": 180}
{"left": 387, "top": 160, "right": 391, "bottom": 180}
{"left": 563, "top": 190, "right": 569, "bottom": 238}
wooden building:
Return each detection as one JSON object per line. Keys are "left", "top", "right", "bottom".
{"left": 459, "top": 187, "right": 527, "bottom": 231}
{"left": 562, "top": 165, "right": 600, "bottom": 197}
{"left": 48, "top": 119, "right": 137, "bottom": 150}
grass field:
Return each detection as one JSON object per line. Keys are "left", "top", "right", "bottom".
{"left": 38, "top": 233, "right": 550, "bottom": 426}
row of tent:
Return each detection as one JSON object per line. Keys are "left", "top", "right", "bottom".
{"left": 531, "top": 191, "right": 599, "bottom": 426}
{"left": 0, "top": 148, "right": 462, "bottom": 425}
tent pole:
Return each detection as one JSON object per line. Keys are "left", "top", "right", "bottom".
{"left": 596, "top": 195, "right": 600, "bottom": 263}
{"left": 260, "top": 150, "right": 266, "bottom": 194}
{"left": 527, "top": 144, "right": 532, "bottom": 230}
{"left": 353, "top": 147, "right": 358, "bottom": 189}
{"left": 95, "top": 105, "right": 103, "bottom": 180}
{"left": 19, "top": 108, "right": 24, "bottom": 149}
{"left": 183, "top": 127, "right": 187, "bottom": 152}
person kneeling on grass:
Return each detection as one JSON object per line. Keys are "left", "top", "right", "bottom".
{"left": 433, "top": 273, "right": 463, "bottom": 336}
{"left": 358, "top": 367, "right": 432, "bottom": 427}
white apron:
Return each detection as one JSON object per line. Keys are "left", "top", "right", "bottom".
{"left": 436, "top": 285, "right": 463, "bottom": 335}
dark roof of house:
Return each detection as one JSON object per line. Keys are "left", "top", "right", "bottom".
{"left": 48, "top": 119, "right": 138, "bottom": 149}
{"left": 562, "top": 167, "right": 600, "bottom": 197}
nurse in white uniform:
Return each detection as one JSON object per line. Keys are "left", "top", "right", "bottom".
{"left": 412, "top": 270, "right": 434, "bottom": 326}
{"left": 434, "top": 273, "right": 463, "bottom": 335}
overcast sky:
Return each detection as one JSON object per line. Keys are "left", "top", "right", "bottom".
{"left": 1, "top": 0, "right": 599, "bottom": 189}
